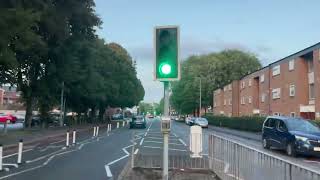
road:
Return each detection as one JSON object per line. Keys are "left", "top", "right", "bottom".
{"left": 0, "top": 117, "right": 319, "bottom": 180}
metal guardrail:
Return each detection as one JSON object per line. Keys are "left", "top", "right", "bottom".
{"left": 133, "top": 154, "right": 209, "bottom": 170}
{"left": 208, "top": 134, "right": 320, "bottom": 180}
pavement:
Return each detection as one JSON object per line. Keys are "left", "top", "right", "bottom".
{"left": 0, "top": 117, "right": 319, "bottom": 180}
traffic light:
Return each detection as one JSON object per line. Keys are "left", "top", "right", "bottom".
{"left": 154, "top": 26, "right": 180, "bottom": 81}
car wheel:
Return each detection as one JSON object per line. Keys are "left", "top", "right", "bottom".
{"left": 286, "top": 143, "right": 296, "bottom": 157}
{"left": 262, "top": 138, "right": 270, "bottom": 149}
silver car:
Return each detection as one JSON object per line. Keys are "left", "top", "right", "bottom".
{"left": 194, "top": 118, "right": 208, "bottom": 128}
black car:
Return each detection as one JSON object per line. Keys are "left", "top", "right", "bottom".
{"left": 129, "top": 116, "right": 146, "bottom": 129}
{"left": 262, "top": 116, "right": 320, "bottom": 157}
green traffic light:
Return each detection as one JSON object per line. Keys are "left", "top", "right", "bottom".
{"left": 160, "top": 63, "right": 171, "bottom": 75}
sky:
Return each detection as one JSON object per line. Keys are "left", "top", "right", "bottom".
{"left": 94, "top": 0, "right": 320, "bottom": 103}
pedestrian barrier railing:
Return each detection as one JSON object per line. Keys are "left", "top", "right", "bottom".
{"left": 208, "top": 134, "right": 320, "bottom": 180}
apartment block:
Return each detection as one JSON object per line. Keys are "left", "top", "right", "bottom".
{"left": 213, "top": 42, "right": 320, "bottom": 119}
{"left": 213, "top": 81, "right": 239, "bottom": 116}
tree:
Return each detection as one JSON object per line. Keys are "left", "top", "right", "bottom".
{"left": 171, "top": 50, "right": 261, "bottom": 115}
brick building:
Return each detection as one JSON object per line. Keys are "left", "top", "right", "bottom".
{"left": 213, "top": 42, "right": 320, "bottom": 120}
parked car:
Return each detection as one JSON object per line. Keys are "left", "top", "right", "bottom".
{"left": 112, "top": 114, "right": 123, "bottom": 120}
{"left": 194, "top": 118, "right": 208, "bottom": 128}
{"left": 262, "top": 116, "right": 320, "bottom": 157}
{"left": 176, "top": 115, "right": 185, "bottom": 122}
{"left": 0, "top": 113, "right": 17, "bottom": 123}
{"left": 129, "top": 115, "right": 146, "bottom": 129}
{"left": 185, "top": 117, "right": 195, "bottom": 126}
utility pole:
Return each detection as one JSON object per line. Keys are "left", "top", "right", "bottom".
{"left": 60, "top": 81, "right": 64, "bottom": 127}
{"left": 162, "top": 81, "right": 170, "bottom": 180}
{"left": 199, "top": 78, "right": 202, "bottom": 117}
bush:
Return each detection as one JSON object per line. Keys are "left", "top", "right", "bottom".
{"left": 204, "top": 115, "right": 266, "bottom": 132}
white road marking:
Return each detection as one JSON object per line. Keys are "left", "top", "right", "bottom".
{"left": 3, "top": 149, "right": 33, "bottom": 159}
{"left": 49, "top": 139, "right": 65, "bottom": 145}
{"left": 172, "top": 133, "right": 178, "bottom": 137}
{"left": 224, "top": 163, "right": 230, "bottom": 173}
{"left": 143, "top": 140, "right": 185, "bottom": 146}
{"left": 143, "top": 146, "right": 187, "bottom": 152}
{"left": 179, "top": 139, "right": 187, "bottom": 146}
{"left": 139, "top": 138, "right": 144, "bottom": 145}
{"left": 144, "top": 132, "right": 148, "bottom": 137}
{"left": 43, "top": 149, "right": 76, "bottom": 166}
{"left": 4, "top": 168, "right": 9, "bottom": 172}
{"left": 25, "top": 149, "right": 63, "bottom": 164}
{"left": 0, "top": 165, "right": 43, "bottom": 180}
{"left": 39, "top": 145, "right": 63, "bottom": 152}
{"left": 146, "top": 137, "right": 163, "bottom": 140}
{"left": 105, "top": 165, "right": 112, "bottom": 177}
{"left": 78, "top": 144, "right": 84, "bottom": 150}
{"left": 134, "top": 148, "right": 139, "bottom": 155}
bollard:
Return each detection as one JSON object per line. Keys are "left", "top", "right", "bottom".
{"left": 66, "top": 131, "right": 70, "bottom": 147}
{"left": 122, "top": 121, "right": 125, "bottom": 127}
{"left": 17, "top": 139, "right": 23, "bottom": 164}
{"left": 108, "top": 124, "right": 111, "bottom": 131}
{"left": 0, "top": 144, "right": 2, "bottom": 171}
{"left": 93, "top": 126, "right": 96, "bottom": 137}
{"left": 96, "top": 126, "right": 99, "bottom": 136}
{"left": 117, "top": 122, "right": 119, "bottom": 128}
{"left": 72, "top": 130, "right": 76, "bottom": 145}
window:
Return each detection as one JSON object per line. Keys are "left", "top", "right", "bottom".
{"left": 274, "top": 112, "right": 280, "bottom": 116}
{"left": 260, "top": 74, "right": 265, "bottom": 83}
{"left": 265, "top": 118, "right": 276, "bottom": 128}
{"left": 229, "top": 99, "right": 232, "bottom": 105}
{"left": 307, "top": 60, "right": 314, "bottom": 73}
{"left": 261, "top": 93, "right": 266, "bottom": 103}
{"left": 229, "top": 84, "right": 232, "bottom": 91}
{"left": 272, "top": 65, "right": 280, "bottom": 76}
{"left": 241, "top": 97, "right": 245, "bottom": 105}
{"left": 272, "top": 88, "right": 281, "bottom": 99}
{"left": 309, "top": 84, "right": 315, "bottom": 99}
{"left": 277, "top": 120, "right": 287, "bottom": 132}
{"left": 248, "top": 96, "right": 252, "bottom": 104}
{"left": 241, "top": 81, "right": 245, "bottom": 89}
{"left": 248, "top": 79, "right": 252, "bottom": 86}
{"left": 289, "top": 85, "right": 295, "bottom": 97}
{"left": 224, "top": 99, "right": 226, "bottom": 105}
{"left": 289, "top": 60, "right": 294, "bottom": 71}
{"left": 214, "top": 102, "right": 217, "bottom": 107}
{"left": 290, "top": 112, "right": 295, "bottom": 117}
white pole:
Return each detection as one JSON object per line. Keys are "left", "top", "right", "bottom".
{"left": 199, "top": 78, "right": 202, "bottom": 117}
{"left": 122, "top": 121, "right": 125, "bottom": 127}
{"left": 96, "top": 126, "right": 99, "bottom": 136}
{"left": 17, "top": 139, "right": 23, "bottom": 164}
{"left": 93, "top": 126, "right": 96, "bottom": 137}
{"left": 72, "top": 130, "right": 76, "bottom": 145}
{"left": 117, "top": 122, "right": 119, "bottom": 128}
{"left": 0, "top": 144, "right": 2, "bottom": 171}
{"left": 66, "top": 131, "right": 70, "bottom": 147}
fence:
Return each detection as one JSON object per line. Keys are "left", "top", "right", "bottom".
{"left": 208, "top": 134, "right": 320, "bottom": 180}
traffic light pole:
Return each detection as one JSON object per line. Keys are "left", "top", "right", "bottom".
{"left": 163, "top": 81, "right": 170, "bottom": 180}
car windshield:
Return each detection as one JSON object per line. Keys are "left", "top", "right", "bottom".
{"left": 197, "top": 118, "right": 207, "bottom": 122}
{"left": 287, "top": 119, "right": 320, "bottom": 133}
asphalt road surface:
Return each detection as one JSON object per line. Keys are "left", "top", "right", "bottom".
{"left": 1, "top": 117, "right": 319, "bottom": 180}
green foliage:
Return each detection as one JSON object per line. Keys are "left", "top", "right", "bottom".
{"left": 0, "top": 0, "right": 144, "bottom": 126}
{"left": 171, "top": 50, "right": 261, "bottom": 114}
{"left": 205, "top": 115, "right": 266, "bottom": 132}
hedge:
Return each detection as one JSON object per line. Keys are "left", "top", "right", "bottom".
{"left": 205, "top": 115, "right": 320, "bottom": 132}
{"left": 204, "top": 115, "right": 266, "bottom": 132}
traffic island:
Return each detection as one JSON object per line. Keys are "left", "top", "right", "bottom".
{"left": 118, "top": 161, "right": 219, "bottom": 180}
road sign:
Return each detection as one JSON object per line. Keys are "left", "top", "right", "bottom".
{"left": 154, "top": 26, "right": 180, "bottom": 81}
{"left": 161, "top": 116, "right": 171, "bottom": 133}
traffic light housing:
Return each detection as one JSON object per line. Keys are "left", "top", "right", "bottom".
{"left": 154, "top": 26, "right": 180, "bottom": 81}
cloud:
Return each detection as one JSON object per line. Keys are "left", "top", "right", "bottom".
{"left": 127, "top": 37, "right": 271, "bottom": 61}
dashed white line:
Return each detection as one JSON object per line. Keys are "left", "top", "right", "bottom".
{"left": 134, "top": 148, "right": 139, "bottom": 155}
{"left": 0, "top": 165, "right": 43, "bottom": 180}
{"left": 143, "top": 146, "right": 187, "bottom": 152}
{"left": 179, "top": 139, "right": 187, "bottom": 146}
{"left": 139, "top": 138, "right": 144, "bottom": 145}
{"left": 49, "top": 139, "right": 65, "bottom": 145}
{"left": 143, "top": 140, "right": 185, "bottom": 146}
{"left": 25, "top": 149, "right": 63, "bottom": 164}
